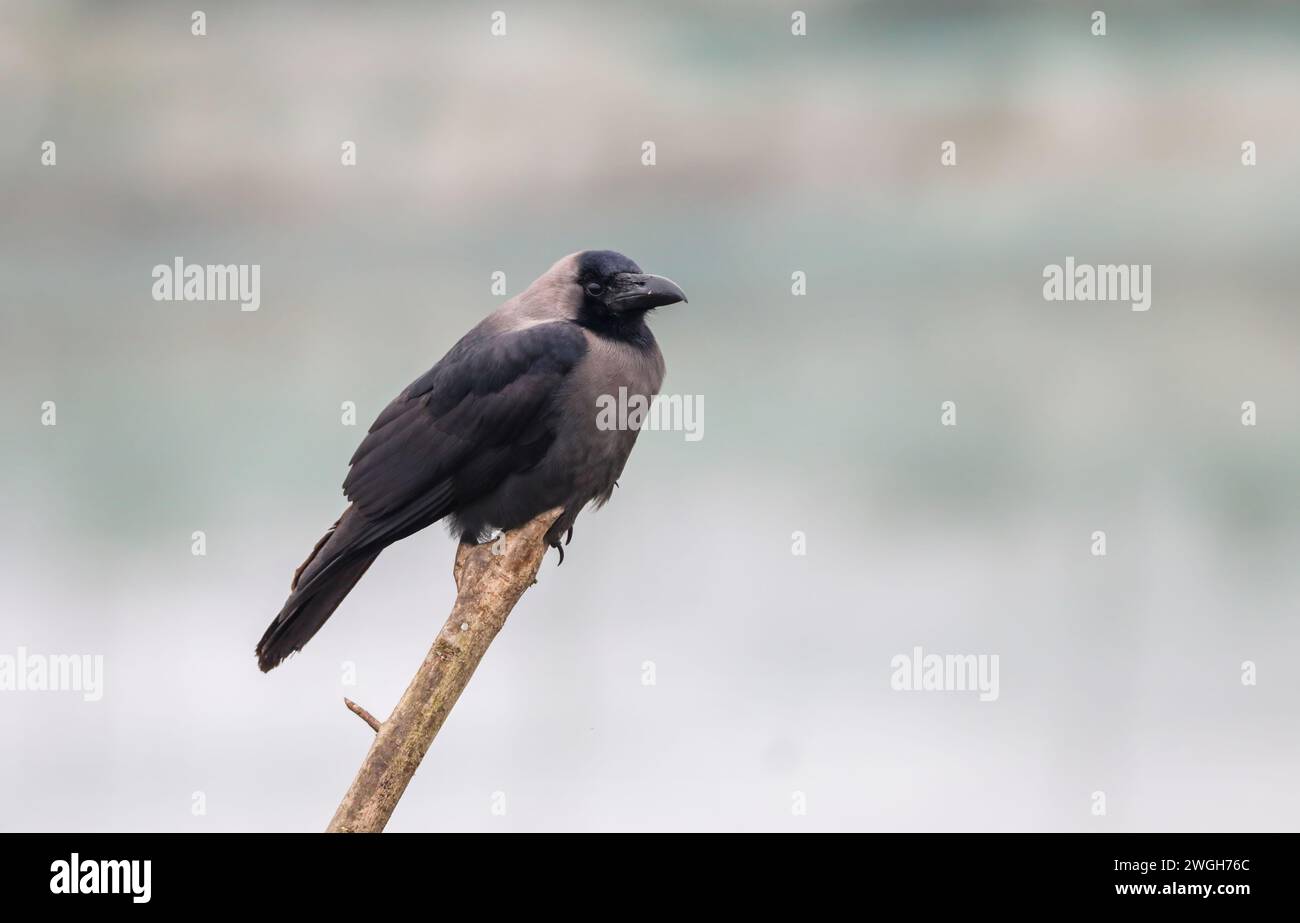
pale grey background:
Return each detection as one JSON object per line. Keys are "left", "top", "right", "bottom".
{"left": 2, "top": 0, "right": 1298, "bottom": 830}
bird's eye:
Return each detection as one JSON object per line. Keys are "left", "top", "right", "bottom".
{"left": 585, "top": 282, "right": 604, "bottom": 296}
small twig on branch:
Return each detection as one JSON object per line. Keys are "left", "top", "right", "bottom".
{"left": 343, "top": 698, "right": 381, "bottom": 733}
{"left": 326, "top": 507, "right": 562, "bottom": 833}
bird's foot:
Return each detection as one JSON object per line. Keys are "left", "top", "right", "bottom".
{"left": 544, "top": 515, "right": 576, "bottom": 565}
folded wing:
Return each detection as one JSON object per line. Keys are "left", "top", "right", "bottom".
{"left": 342, "top": 320, "right": 589, "bottom": 529}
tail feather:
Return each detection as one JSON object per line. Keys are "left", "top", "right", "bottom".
{"left": 257, "top": 506, "right": 381, "bottom": 672}
{"left": 258, "top": 487, "right": 456, "bottom": 673}
{"left": 257, "top": 551, "right": 379, "bottom": 672}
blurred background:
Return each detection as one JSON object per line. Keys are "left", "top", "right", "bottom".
{"left": 2, "top": 0, "right": 1299, "bottom": 831}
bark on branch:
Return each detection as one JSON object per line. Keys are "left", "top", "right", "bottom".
{"left": 343, "top": 697, "right": 381, "bottom": 733}
{"left": 326, "top": 507, "right": 562, "bottom": 833}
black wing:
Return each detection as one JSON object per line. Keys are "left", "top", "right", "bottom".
{"left": 256, "top": 319, "right": 588, "bottom": 671}
{"left": 341, "top": 320, "right": 588, "bottom": 533}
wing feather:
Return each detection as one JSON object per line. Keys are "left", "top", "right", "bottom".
{"left": 341, "top": 321, "right": 588, "bottom": 522}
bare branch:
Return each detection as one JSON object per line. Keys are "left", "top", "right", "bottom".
{"left": 343, "top": 698, "right": 381, "bottom": 733}
{"left": 326, "top": 507, "right": 562, "bottom": 833}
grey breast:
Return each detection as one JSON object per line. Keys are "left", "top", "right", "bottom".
{"left": 554, "top": 328, "right": 666, "bottom": 509}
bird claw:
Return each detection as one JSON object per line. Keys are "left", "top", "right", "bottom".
{"left": 564, "top": 526, "right": 574, "bottom": 546}
{"left": 553, "top": 542, "right": 565, "bottom": 566}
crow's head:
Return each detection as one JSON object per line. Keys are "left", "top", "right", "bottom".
{"left": 570, "top": 250, "right": 687, "bottom": 319}
{"left": 524, "top": 251, "right": 686, "bottom": 341}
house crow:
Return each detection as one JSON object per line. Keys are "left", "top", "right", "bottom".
{"left": 255, "top": 250, "right": 685, "bottom": 672}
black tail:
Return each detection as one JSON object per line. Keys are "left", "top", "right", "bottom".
{"left": 256, "top": 508, "right": 380, "bottom": 672}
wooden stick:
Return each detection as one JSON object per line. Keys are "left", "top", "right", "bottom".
{"left": 343, "top": 698, "right": 381, "bottom": 733}
{"left": 326, "top": 508, "right": 561, "bottom": 833}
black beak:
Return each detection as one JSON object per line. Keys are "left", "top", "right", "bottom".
{"left": 610, "top": 273, "right": 688, "bottom": 311}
